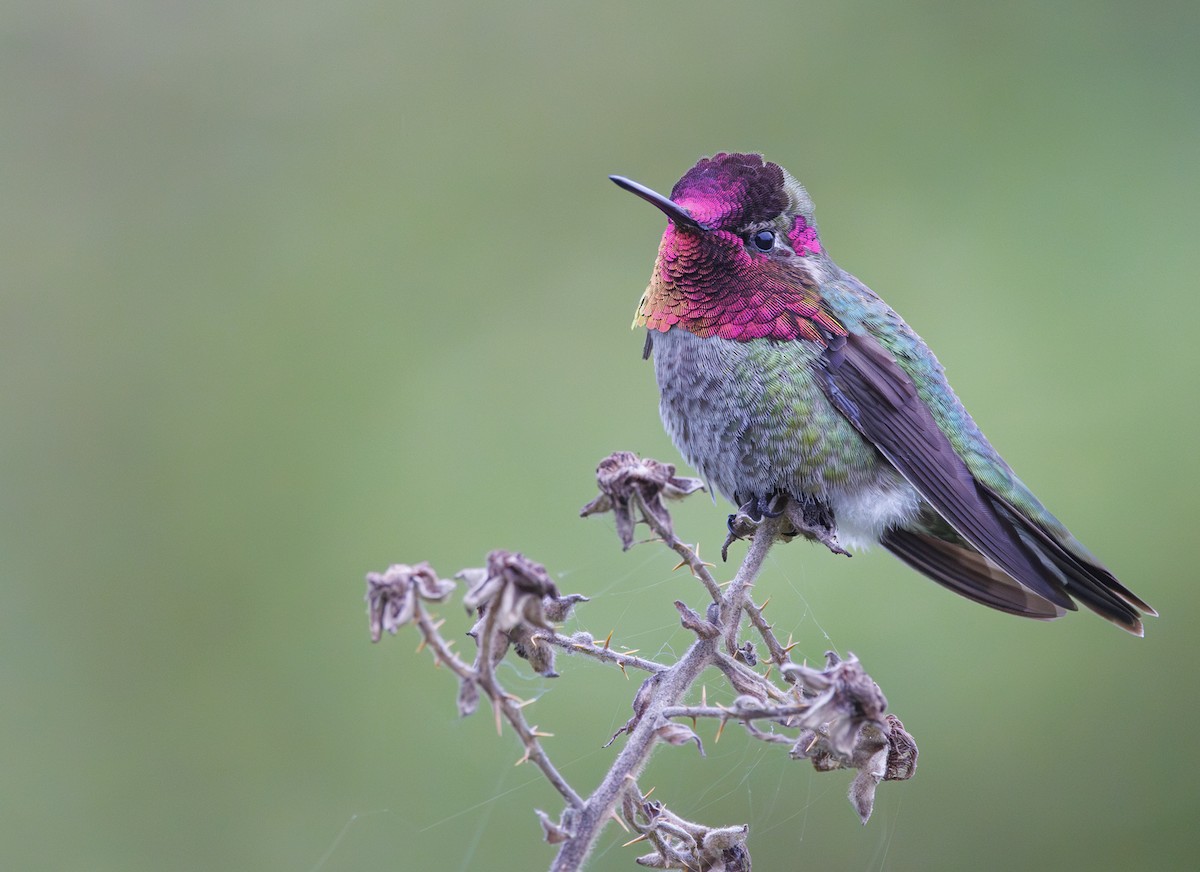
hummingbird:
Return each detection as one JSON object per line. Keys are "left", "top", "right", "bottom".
{"left": 611, "top": 152, "right": 1154, "bottom": 634}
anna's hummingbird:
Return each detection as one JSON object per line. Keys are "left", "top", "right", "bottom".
{"left": 611, "top": 152, "right": 1154, "bottom": 634}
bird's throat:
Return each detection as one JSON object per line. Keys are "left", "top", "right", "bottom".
{"left": 634, "top": 244, "right": 845, "bottom": 343}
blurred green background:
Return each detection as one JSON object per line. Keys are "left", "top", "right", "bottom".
{"left": 4, "top": 1, "right": 1197, "bottom": 869}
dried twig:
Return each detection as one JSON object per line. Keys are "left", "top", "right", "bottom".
{"left": 365, "top": 452, "right": 917, "bottom": 871}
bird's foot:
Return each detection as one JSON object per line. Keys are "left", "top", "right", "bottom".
{"left": 722, "top": 493, "right": 791, "bottom": 560}
{"left": 781, "top": 496, "right": 850, "bottom": 557}
{"left": 722, "top": 493, "right": 850, "bottom": 561}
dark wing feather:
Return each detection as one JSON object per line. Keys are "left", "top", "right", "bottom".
{"left": 820, "top": 330, "right": 1147, "bottom": 633}
{"left": 881, "top": 526, "right": 1064, "bottom": 619}
{"left": 983, "top": 489, "right": 1155, "bottom": 623}
{"left": 820, "top": 331, "right": 1073, "bottom": 608}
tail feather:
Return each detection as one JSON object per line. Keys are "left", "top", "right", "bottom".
{"left": 983, "top": 490, "right": 1154, "bottom": 635}
{"left": 881, "top": 526, "right": 1065, "bottom": 620}
{"left": 883, "top": 491, "right": 1152, "bottom": 636}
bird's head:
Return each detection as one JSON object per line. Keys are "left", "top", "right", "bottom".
{"left": 612, "top": 153, "right": 836, "bottom": 342}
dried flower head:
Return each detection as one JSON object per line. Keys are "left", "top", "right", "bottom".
{"left": 784, "top": 653, "right": 918, "bottom": 822}
{"left": 624, "top": 793, "right": 751, "bottom": 871}
{"left": 365, "top": 562, "right": 455, "bottom": 642}
{"left": 463, "top": 550, "right": 559, "bottom": 628}
{"left": 841, "top": 714, "right": 919, "bottom": 823}
{"left": 581, "top": 451, "right": 704, "bottom": 549}
{"left": 784, "top": 651, "right": 887, "bottom": 758}
{"left": 462, "top": 551, "right": 586, "bottom": 677}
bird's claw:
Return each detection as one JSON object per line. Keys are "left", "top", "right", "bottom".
{"left": 722, "top": 493, "right": 790, "bottom": 560}
{"left": 722, "top": 494, "right": 850, "bottom": 561}
{"left": 781, "top": 496, "right": 850, "bottom": 557}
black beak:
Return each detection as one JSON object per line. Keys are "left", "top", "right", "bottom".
{"left": 609, "top": 175, "right": 704, "bottom": 231}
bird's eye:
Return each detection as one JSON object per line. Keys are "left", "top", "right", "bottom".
{"left": 749, "top": 229, "right": 776, "bottom": 252}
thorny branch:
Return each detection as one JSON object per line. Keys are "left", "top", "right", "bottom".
{"left": 366, "top": 451, "right": 917, "bottom": 871}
